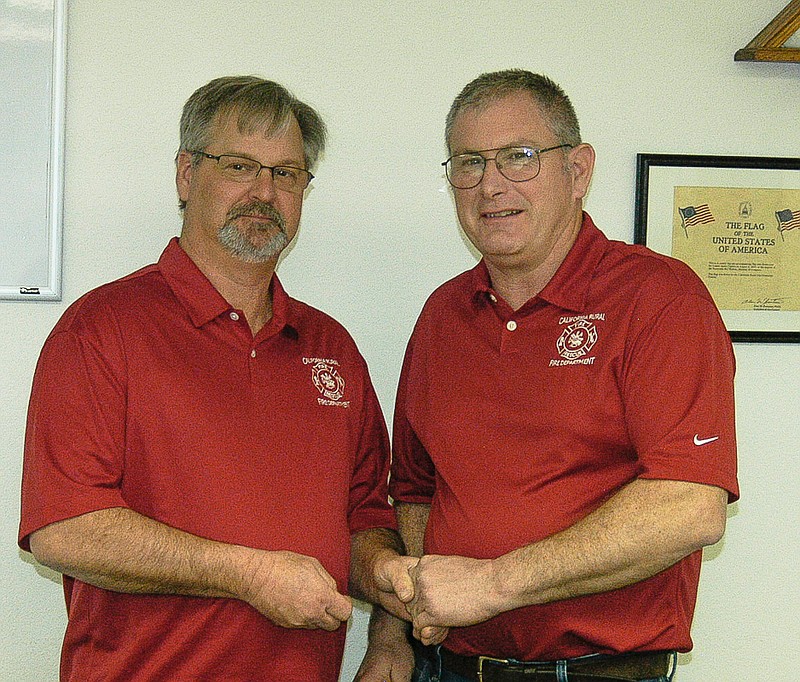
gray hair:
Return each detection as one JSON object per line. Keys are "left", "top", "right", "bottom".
{"left": 445, "top": 69, "right": 581, "bottom": 152}
{"left": 178, "top": 75, "right": 327, "bottom": 171}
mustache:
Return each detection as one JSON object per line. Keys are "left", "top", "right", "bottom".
{"left": 227, "top": 201, "right": 285, "bottom": 230}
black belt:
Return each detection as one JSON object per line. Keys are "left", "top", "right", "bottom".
{"left": 416, "top": 643, "right": 673, "bottom": 682}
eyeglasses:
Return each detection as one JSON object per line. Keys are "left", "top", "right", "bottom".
{"left": 190, "top": 151, "right": 313, "bottom": 194}
{"left": 442, "top": 144, "right": 573, "bottom": 189}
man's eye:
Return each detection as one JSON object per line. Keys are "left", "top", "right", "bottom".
{"left": 274, "top": 167, "right": 299, "bottom": 180}
{"left": 453, "top": 155, "right": 483, "bottom": 170}
{"left": 506, "top": 148, "right": 535, "bottom": 162}
{"left": 221, "top": 158, "right": 258, "bottom": 174}
{"left": 229, "top": 162, "right": 256, "bottom": 173}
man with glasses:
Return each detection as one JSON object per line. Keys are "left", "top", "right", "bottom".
{"left": 19, "top": 76, "right": 416, "bottom": 682}
{"left": 386, "top": 70, "right": 739, "bottom": 681}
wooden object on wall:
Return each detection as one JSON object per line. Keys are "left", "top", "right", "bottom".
{"left": 735, "top": 0, "right": 800, "bottom": 62}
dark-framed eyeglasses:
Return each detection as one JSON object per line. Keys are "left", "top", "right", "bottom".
{"left": 189, "top": 151, "right": 313, "bottom": 194}
{"left": 442, "top": 144, "right": 573, "bottom": 189}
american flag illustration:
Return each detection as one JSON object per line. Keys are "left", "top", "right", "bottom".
{"left": 776, "top": 208, "right": 800, "bottom": 233}
{"left": 679, "top": 204, "right": 715, "bottom": 227}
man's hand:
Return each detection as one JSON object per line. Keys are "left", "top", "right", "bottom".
{"left": 372, "top": 554, "right": 418, "bottom": 614}
{"left": 412, "top": 624, "right": 450, "bottom": 647}
{"left": 352, "top": 621, "right": 415, "bottom": 682}
{"left": 353, "top": 604, "right": 448, "bottom": 682}
{"left": 353, "top": 649, "right": 413, "bottom": 682}
{"left": 407, "top": 554, "right": 501, "bottom": 631}
{"left": 240, "top": 549, "right": 352, "bottom": 630}
{"left": 371, "top": 554, "right": 451, "bottom": 648}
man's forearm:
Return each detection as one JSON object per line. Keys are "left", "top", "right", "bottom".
{"left": 408, "top": 479, "right": 729, "bottom": 628}
{"left": 29, "top": 506, "right": 353, "bottom": 630}
{"left": 29, "top": 507, "right": 246, "bottom": 598}
{"left": 494, "top": 478, "right": 728, "bottom": 609}
{"left": 395, "top": 501, "right": 430, "bottom": 557}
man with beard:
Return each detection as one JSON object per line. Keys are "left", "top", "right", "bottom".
{"left": 19, "top": 76, "right": 416, "bottom": 682}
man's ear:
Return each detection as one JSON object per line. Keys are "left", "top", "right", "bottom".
{"left": 175, "top": 151, "right": 195, "bottom": 205}
{"left": 568, "top": 143, "right": 595, "bottom": 202}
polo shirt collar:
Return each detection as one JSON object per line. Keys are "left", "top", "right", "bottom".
{"left": 158, "top": 237, "right": 296, "bottom": 333}
{"left": 470, "top": 212, "right": 609, "bottom": 315}
{"left": 267, "top": 273, "right": 293, "bottom": 334}
{"left": 538, "top": 212, "right": 608, "bottom": 313}
{"left": 469, "top": 261, "right": 495, "bottom": 303}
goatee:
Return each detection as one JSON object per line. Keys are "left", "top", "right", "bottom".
{"left": 218, "top": 201, "right": 288, "bottom": 263}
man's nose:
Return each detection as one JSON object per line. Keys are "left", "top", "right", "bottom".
{"left": 249, "top": 168, "right": 278, "bottom": 201}
{"left": 479, "top": 157, "right": 507, "bottom": 195}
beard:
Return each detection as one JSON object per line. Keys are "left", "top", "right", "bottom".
{"left": 218, "top": 201, "right": 289, "bottom": 263}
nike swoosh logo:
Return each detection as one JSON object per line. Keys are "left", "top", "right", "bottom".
{"left": 693, "top": 434, "right": 720, "bottom": 446}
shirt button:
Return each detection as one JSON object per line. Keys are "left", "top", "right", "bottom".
{"left": 489, "top": 294, "right": 497, "bottom": 303}
{"left": 250, "top": 350, "right": 257, "bottom": 358}
{"left": 506, "top": 320, "right": 517, "bottom": 331}
{"left": 230, "top": 312, "right": 240, "bottom": 321}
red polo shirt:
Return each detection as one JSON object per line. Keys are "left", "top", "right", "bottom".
{"left": 20, "top": 238, "right": 396, "bottom": 682}
{"left": 390, "top": 213, "right": 738, "bottom": 660}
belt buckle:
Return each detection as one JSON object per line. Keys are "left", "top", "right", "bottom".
{"left": 477, "top": 655, "right": 510, "bottom": 682}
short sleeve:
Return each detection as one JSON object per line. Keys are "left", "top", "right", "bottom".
{"left": 622, "top": 290, "right": 739, "bottom": 501}
{"left": 346, "top": 366, "right": 397, "bottom": 534}
{"left": 19, "top": 322, "right": 130, "bottom": 551}
{"left": 389, "top": 335, "right": 437, "bottom": 504}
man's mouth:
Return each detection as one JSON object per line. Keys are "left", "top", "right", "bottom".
{"left": 229, "top": 202, "right": 285, "bottom": 230}
{"left": 482, "top": 209, "right": 523, "bottom": 219}
{"left": 242, "top": 214, "right": 275, "bottom": 223}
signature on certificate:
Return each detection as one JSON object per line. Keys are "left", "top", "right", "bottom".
{"left": 741, "top": 297, "right": 789, "bottom": 309}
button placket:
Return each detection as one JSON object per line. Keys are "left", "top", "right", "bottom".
{"left": 500, "top": 316, "right": 523, "bottom": 356}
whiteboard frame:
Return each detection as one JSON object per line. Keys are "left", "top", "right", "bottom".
{"left": 0, "top": 0, "right": 67, "bottom": 301}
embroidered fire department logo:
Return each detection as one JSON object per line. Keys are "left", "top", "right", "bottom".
{"left": 556, "top": 319, "right": 598, "bottom": 360}
{"left": 311, "top": 361, "right": 345, "bottom": 401}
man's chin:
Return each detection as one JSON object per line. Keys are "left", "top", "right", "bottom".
{"left": 231, "top": 243, "right": 287, "bottom": 264}
{"left": 219, "top": 225, "right": 288, "bottom": 263}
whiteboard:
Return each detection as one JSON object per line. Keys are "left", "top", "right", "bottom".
{"left": 0, "top": 0, "right": 66, "bottom": 300}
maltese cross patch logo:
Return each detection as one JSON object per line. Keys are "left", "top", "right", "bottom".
{"left": 311, "top": 361, "right": 345, "bottom": 401}
{"left": 556, "top": 319, "right": 598, "bottom": 361}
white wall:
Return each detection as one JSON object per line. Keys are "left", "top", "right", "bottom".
{"left": 2, "top": 1, "right": 799, "bottom": 680}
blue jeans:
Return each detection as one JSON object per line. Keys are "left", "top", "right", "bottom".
{"left": 411, "top": 646, "right": 677, "bottom": 682}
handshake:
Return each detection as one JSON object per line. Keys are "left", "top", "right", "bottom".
{"left": 374, "top": 553, "right": 502, "bottom": 645}
{"left": 233, "top": 542, "right": 503, "bottom": 638}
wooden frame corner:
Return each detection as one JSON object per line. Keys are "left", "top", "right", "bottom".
{"left": 735, "top": 0, "right": 800, "bottom": 63}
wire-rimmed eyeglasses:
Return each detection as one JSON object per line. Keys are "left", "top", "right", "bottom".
{"left": 442, "top": 144, "right": 573, "bottom": 189}
{"left": 190, "top": 151, "right": 313, "bottom": 194}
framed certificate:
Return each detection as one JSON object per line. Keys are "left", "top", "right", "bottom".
{"left": 635, "top": 153, "right": 800, "bottom": 343}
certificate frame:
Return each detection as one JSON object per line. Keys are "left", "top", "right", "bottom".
{"left": 634, "top": 153, "right": 800, "bottom": 343}
{"left": 0, "top": 0, "right": 67, "bottom": 301}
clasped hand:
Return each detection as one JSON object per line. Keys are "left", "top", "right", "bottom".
{"left": 240, "top": 549, "right": 353, "bottom": 631}
{"left": 377, "top": 554, "right": 502, "bottom": 645}
{"left": 241, "top": 549, "right": 499, "bottom": 644}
